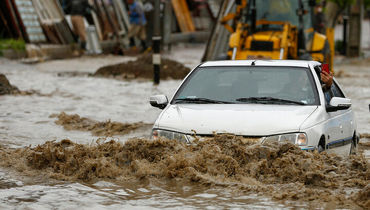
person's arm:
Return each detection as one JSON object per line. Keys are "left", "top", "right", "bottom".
{"left": 320, "top": 71, "right": 333, "bottom": 91}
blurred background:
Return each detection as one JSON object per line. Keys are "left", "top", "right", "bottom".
{"left": 0, "top": 0, "right": 369, "bottom": 60}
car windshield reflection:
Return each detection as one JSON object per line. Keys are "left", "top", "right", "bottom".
{"left": 173, "top": 66, "right": 319, "bottom": 105}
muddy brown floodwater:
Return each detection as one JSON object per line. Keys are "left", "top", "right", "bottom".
{"left": 0, "top": 135, "right": 369, "bottom": 209}
{"left": 1, "top": 45, "right": 370, "bottom": 209}
{"left": 50, "top": 112, "right": 150, "bottom": 137}
{"left": 0, "top": 73, "right": 51, "bottom": 96}
{"left": 0, "top": 73, "right": 19, "bottom": 95}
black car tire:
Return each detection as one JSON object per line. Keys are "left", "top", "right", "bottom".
{"left": 350, "top": 139, "right": 357, "bottom": 155}
{"left": 317, "top": 144, "right": 324, "bottom": 153}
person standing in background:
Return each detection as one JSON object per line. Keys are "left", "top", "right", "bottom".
{"left": 127, "top": 0, "right": 147, "bottom": 52}
{"left": 68, "top": 0, "right": 94, "bottom": 50}
{"left": 314, "top": 3, "right": 326, "bottom": 34}
{"left": 59, "top": 0, "right": 70, "bottom": 14}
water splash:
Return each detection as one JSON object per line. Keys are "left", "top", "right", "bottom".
{"left": 0, "top": 135, "right": 368, "bottom": 208}
{"left": 50, "top": 112, "right": 149, "bottom": 137}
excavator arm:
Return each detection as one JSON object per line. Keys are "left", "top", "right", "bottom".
{"left": 220, "top": 0, "right": 247, "bottom": 33}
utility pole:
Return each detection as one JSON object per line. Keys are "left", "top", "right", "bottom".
{"left": 163, "top": 0, "right": 172, "bottom": 50}
{"left": 153, "top": 0, "right": 161, "bottom": 85}
{"left": 342, "top": 9, "right": 348, "bottom": 55}
{"left": 347, "top": 0, "right": 363, "bottom": 57}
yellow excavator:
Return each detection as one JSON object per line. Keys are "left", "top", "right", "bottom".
{"left": 207, "top": 0, "right": 334, "bottom": 71}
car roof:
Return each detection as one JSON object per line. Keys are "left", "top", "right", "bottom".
{"left": 199, "top": 60, "right": 321, "bottom": 68}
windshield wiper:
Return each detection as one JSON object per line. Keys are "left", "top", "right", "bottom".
{"left": 174, "top": 98, "right": 233, "bottom": 104}
{"left": 236, "top": 97, "right": 305, "bottom": 105}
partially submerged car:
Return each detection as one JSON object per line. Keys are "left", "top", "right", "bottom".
{"left": 150, "top": 60, "right": 358, "bottom": 155}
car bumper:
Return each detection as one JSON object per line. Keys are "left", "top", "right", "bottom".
{"left": 299, "top": 146, "right": 316, "bottom": 151}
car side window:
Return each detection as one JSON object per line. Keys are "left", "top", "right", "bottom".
{"left": 314, "top": 65, "right": 332, "bottom": 104}
{"left": 314, "top": 65, "right": 344, "bottom": 104}
{"left": 331, "top": 81, "right": 345, "bottom": 98}
{"left": 324, "top": 89, "right": 332, "bottom": 105}
{"left": 324, "top": 81, "right": 345, "bottom": 105}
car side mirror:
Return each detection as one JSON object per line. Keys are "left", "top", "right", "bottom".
{"left": 150, "top": 95, "right": 168, "bottom": 109}
{"left": 326, "top": 97, "right": 351, "bottom": 112}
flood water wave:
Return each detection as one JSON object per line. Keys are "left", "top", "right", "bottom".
{"left": 50, "top": 112, "right": 149, "bottom": 137}
{"left": 1, "top": 73, "right": 53, "bottom": 96}
{"left": 0, "top": 135, "right": 369, "bottom": 208}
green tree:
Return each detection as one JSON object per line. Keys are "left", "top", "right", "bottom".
{"left": 328, "top": 0, "right": 355, "bottom": 9}
{"left": 326, "top": 0, "right": 355, "bottom": 27}
{"left": 364, "top": 0, "right": 370, "bottom": 8}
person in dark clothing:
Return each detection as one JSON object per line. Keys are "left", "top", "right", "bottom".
{"left": 67, "top": 0, "right": 94, "bottom": 49}
{"left": 59, "top": 0, "right": 70, "bottom": 14}
{"left": 314, "top": 4, "right": 325, "bottom": 34}
{"left": 69, "top": 0, "right": 91, "bottom": 16}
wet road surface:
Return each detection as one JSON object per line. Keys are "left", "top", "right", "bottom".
{"left": 0, "top": 44, "right": 369, "bottom": 209}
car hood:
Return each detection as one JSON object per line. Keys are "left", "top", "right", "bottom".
{"left": 156, "top": 104, "right": 318, "bottom": 136}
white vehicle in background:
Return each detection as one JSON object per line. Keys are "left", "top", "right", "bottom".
{"left": 150, "top": 60, "right": 358, "bottom": 155}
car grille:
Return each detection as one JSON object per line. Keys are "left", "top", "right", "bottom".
{"left": 250, "top": 41, "right": 274, "bottom": 51}
{"left": 193, "top": 134, "right": 263, "bottom": 143}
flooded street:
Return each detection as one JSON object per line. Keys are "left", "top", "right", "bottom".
{"left": 0, "top": 54, "right": 182, "bottom": 148}
{"left": 0, "top": 44, "right": 369, "bottom": 209}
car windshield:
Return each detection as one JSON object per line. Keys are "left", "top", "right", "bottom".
{"left": 173, "top": 66, "right": 319, "bottom": 105}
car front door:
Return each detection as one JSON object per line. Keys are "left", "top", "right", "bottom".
{"left": 324, "top": 80, "right": 353, "bottom": 150}
{"left": 331, "top": 80, "right": 354, "bottom": 143}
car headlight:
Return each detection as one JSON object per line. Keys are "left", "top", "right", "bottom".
{"left": 262, "top": 133, "right": 307, "bottom": 146}
{"left": 151, "top": 129, "right": 190, "bottom": 143}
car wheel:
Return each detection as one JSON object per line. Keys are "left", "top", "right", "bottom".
{"left": 317, "top": 144, "right": 324, "bottom": 153}
{"left": 349, "top": 139, "right": 357, "bottom": 155}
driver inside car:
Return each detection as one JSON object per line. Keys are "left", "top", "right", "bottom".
{"left": 279, "top": 70, "right": 313, "bottom": 103}
{"left": 280, "top": 69, "right": 333, "bottom": 104}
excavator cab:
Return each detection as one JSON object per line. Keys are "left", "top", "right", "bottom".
{"left": 224, "top": 0, "right": 333, "bottom": 71}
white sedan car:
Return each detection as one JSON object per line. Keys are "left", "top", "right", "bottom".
{"left": 150, "top": 60, "right": 358, "bottom": 155}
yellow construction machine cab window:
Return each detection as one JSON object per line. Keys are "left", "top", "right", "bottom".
{"left": 251, "top": 0, "right": 312, "bottom": 31}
